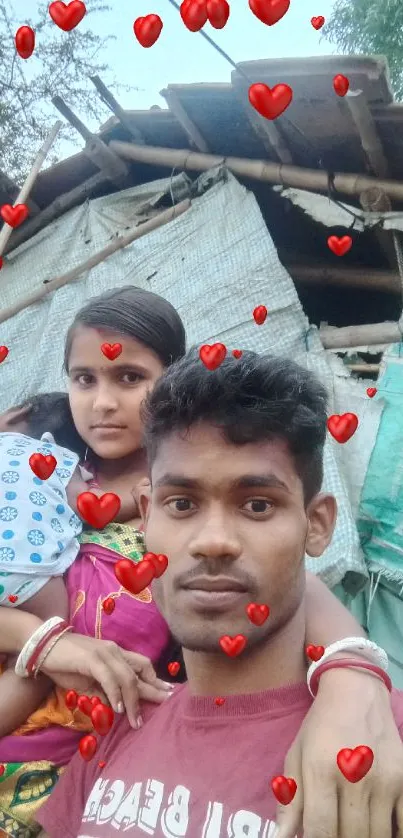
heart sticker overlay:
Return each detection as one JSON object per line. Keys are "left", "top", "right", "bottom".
{"left": 91, "top": 703, "right": 114, "bottom": 736}
{"left": 207, "top": 0, "right": 230, "bottom": 29}
{"left": 15, "top": 25, "right": 35, "bottom": 59}
{"left": 271, "top": 775, "right": 297, "bottom": 805}
{"left": 0, "top": 346, "right": 8, "bottom": 364}
{"left": 29, "top": 453, "right": 57, "bottom": 480}
{"left": 0, "top": 257, "right": 3, "bottom": 270}
{"left": 114, "top": 557, "right": 155, "bottom": 595}
{"left": 215, "top": 696, "right": 226, "bottom": 706}
{"left": 249, "top": 0, "right": 290, "bottom": 26}
{"left": 133, "top": 14, "right": 163, "bottom": 47}
{"left": 232, "top": 349, "right": 243, "bottom": 359}
{"left": 143, "top": 552, "right": 169, "bottom": 578}
{"left": 79, "top": 733, "right": 98, "bottom": 761}
{"left": 327, "top": 235, "right": 352, "bottom": 256}
{"left": 49, "top": 0, "right": 87, "bottom": 31}
{"left": 305, "top": 644, "right": 325, "bottom": 662}
{"left": 102, "top": 596, "right": 116, "bottom": 615}
{"left": 219, "top": 634, "right": 247, "bottom": 657}
{"left": 77, "top": 492, "right": 121, "bottom": 529}
{"left": 199, "top": 343, "right": 227, "bottom": 370}
{"left": 99, "top": 760, "right": 107, "bottom": 769}
{"left": 168, "top": 661, "right": 181, "bottom": 677}
{"left": 77, "top": 695, "right": 93, "bottom": 717}
{"left": 0, "top": 765, "right": 5, "bottom": 777}
{"left": 337, "top": 745, "right": 374, "bottom": 783}
{"left": 180, "top": 0, "right": 208, "bottom": 31}
{"left": 311, "top": 15, "right": 325, "bottom": 29}
{"left": 327, "top": 413, "right": 358, "bottom": 444}
{"left": 91, "top": 696, "right": 102, "bottom": 708}
{"left": 65, "top": 689, "right": 78, "bottom": 710}
{"left": 333, "top": 73, "right": 350, "bottom": 97}
{"left": 101, "top": 342, "right": 122, "bottom": 361}
{"left": 246, "top": 602, "right": 270, "bottom": 626}
{"left": 249, "top": 83, "right": 293, "bottom": 120}
{"left": 253, "top": 305, "right": 268, "bottom": 325}
{"left": 367, "top": 387, "right": 377, "bottom": 398}
{"left": 0, "top": 204, "right": 29, "bottom": 228}
{"left": 8, "top": 594, "right": 18, "bottom": 603}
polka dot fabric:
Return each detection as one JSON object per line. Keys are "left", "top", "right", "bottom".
{"left": 0, "top": 432, "right": 82, "bottom": 606}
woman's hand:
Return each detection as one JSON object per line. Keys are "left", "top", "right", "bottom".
{"left": 276, "top": 669, "right": 403, "bottom": 838}
{"left": 40, "top": 633, "right": 173, "bottom": 729}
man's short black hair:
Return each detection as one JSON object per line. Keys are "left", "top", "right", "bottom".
{"left": 143, "top": 349, "right": 328, "bottom": 504}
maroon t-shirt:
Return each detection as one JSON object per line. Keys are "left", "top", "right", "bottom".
{"left": 38, "top": 683, "right": 403, "bottom": 838}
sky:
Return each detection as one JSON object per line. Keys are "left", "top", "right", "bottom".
{"left": 9, "top": 0, "right": 338, "bottom": 156}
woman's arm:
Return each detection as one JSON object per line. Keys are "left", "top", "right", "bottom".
{"left": 0, "top": 606, "right": 42, "bottom": 653}
{"left": 305, "top": 570, "right": 366, "bottom": 644}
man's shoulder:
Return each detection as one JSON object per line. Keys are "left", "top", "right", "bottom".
{"left": 391, "top": 688, "right": 403, "bottom": 736}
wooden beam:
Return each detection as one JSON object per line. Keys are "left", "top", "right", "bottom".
{"left": 90, "top": 76, "right": 145, "bottom": 144}
{"left": 160, "top": 88, "right": 210, "bottom": 152}
{"left": 52, "top": 95, "right": 129, "bottom": 186}
{"left": 108, "top": 139, "right": 403, "bottom": 202}
{"left": 231, "top": 73, "right": 293, "bottom": 164}
{"left": 320, "top": 321, "right": 402, "bottom": 349}
{"left": 345, "top": 90, "right": 389, "bottom": 178}
{"left": 287, "top": 262, "right": 401, "bottom": 294}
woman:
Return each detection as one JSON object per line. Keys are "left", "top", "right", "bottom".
{"left": 0, "top": 285, "right": 402, "bottom": 838}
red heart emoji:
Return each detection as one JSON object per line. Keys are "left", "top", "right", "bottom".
{"left": 79, "top": 733, "right": 98, "bottom": 761}
{"left": 327, "top": 235, "right": 352, "bottom": 256}
{"left": 133, "top": 14, "right": 163, "bottom": 47}
{"left": 311, "top": 15, "right": 325, "bottom": 29}
{"left": 0, "top": 346, "right": 8, "bottom": 363}
{"left": 249, "top": 0, "right": 290, "bottom": 26}
{"left": 232, "top": 350, "right": 243, "bottom": 359}
{"left": 180, "top": 0, "right": 208, "bottom": 31}
{"left": 91, "top": 703, "right": 114, "bottom": 736}
{"left": 367, "top": 387, "right": 377, "bottom": 398}
{"left": 102, "top": 596, "right": 116, "bottom": 615}
{"left": 219, "top": 634, "right": 247, "bottom": 657}
{"left": 15, "top": 25, "right": 35, "bottom": 59}
{"left": 99, "top": 760, "right": 106, "bottom": 769}
{"left": 8, "top": 594, "right": 18, "bottom": 603}
{"left": 207, "top": 0, "right": 230, "bottom": 28}
{"left": 77, "top": 695, "right": 93, "bottom": 717}
{"left": 246, "top": 602, "right": 270, "bottom": 626}
{"left": 0, "top": 204, "right": 29, "bottom": 228}
{"left": 305, "top": 644, "right": 325, "bottom": 662}
{"left": 333, "top": 73, "right": 349, "bottom": 97}
{"left": 249, "top": 83, "right": 293, "bottom": 120}
{"left": 77, "top": 492, "right": 121, "bottom": 529}
{"left": 337, "top": 745, "right": 374, "bottom": 783}
{"left": 91, "top": 696, "right": 101, "bottom": 707}
{"left": 49, "top": 0, "right": 86, "bottom": 31}
{"left": 168, "top": 661, "right": 180, "bottom": 677}
{"left": 0, "top": 257, "right": 3, "bottom": 270}
{"left": 65, "top": 689, "right": 78, "bottom": 710}
{"left": 114, "top": 557, "right": 155, "bottom": 595}
{"left": 29, "top": 453, "right": 57, "bottom": 480}
{"left": 143, "top": 552, "right": 168, "bottom": 578}
{"left": 253, "top": 305, "right": 268, "bottom": 325}
{"left": 271, "top": 775, "right": 297, "bottom": 805}
{"left": 0, "top": 765, "right": 5, "bottom": 777}
{"left": 327, "top": 413, "right": 358, "bottom": 444}
{"left": 199, "top": 343, "right": 227, "bottom": 371}
{"left": 101, "top": 342, "right": 122, "bottom": 361}
{"left": 215, "top": 696, "right": 226, "bottom": 706}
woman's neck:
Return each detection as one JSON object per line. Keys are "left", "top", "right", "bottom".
{"left": 95, "top": 448, "right": 148, "bottom": 481}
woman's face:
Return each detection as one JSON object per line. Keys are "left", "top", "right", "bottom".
{"left": 67, "top": 326, "right": 165, "bottom": 461}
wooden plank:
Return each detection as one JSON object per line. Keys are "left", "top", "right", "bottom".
{"left": 160, "top": 88, "right": 210, "bottom": 152}
{"left": 320, "top": 321, "right": 402, "bottom": 349}
{"left": 231, "top": 73, "right": 293, "bottom": 164}
{"left": 89, "top": 76, "right": 145, "bottom": 144}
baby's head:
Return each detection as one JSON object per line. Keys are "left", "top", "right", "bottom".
{"left": 14, "top": 393, "right": 87, "bottom": 459}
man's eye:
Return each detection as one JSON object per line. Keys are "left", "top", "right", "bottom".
{"left": 244, "top": 500, "right": 272, "bottom": 514}
{"left": 168, "top": 498, "right": 193, "bottom": 512}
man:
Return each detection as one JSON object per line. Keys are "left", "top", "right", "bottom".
{"left": 37, "top": 350, "right": 403, "bottom": 838}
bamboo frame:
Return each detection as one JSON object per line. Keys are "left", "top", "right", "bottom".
{"left": 319, "top": 321, "right": 402, "bottom": 349}
{"left": 109, "top": 139, "right": 403, "bottom": 201}
{"left": 288, "top": 263, "right": 401, "bottom": 294}
{"left": 0, "top": 121, "right": 62, "bottom": 259}
{"left": 0, "top": 199, "right": 191, "bottom": 326}
{"left": 160, "top": 88, "right": 210, "bottom": 153}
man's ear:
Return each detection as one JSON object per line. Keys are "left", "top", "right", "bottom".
{"left": 136, "top": 478, "right": 152, "bottom": 530}
{"left": 305, "top": 493, "right": 337, "bottom": 558}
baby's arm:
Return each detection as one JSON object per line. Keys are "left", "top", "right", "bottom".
{"left": 0, "top": 577, "right": 69, "bottom": 737}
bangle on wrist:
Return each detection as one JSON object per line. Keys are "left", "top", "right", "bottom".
{"left": 309, "top": 657, "right": 392, "bottom": 698}
{"left": 15, "top": 617, "right": 69, "bottom": 679}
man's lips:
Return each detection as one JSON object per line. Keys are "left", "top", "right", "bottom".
{"left": 181, "top": 576, "right": 248, "bottom": 593}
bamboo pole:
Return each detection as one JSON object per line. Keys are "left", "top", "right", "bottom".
{"left": 345, "top": 363, "right": 380, "bottom": 373}
{"left": 0, "top": 199, "right": 190, "bottom": 326}
{"left": 0, "top": 121, "right": 62, "bottom": 258}
{"left": 320, "top": 321, "right": 402, "bottom": 349}
{"left": 109, "top": 139, "right": 403, "bottom": 202}
{"left": 288, "top": 263, "right": 401, "bottom": 294}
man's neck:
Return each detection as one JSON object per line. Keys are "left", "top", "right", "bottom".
{"left": 183, "top": 602, "right": 307, "bottom": 696}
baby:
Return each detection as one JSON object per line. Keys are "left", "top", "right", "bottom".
{"left": 0, "top": 393, "right": 103, "bottom": 733}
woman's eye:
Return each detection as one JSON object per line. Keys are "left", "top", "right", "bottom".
{"left": 168, "top": 498, "right": 193, "bottom": 512}
{"left": 244, "top": 499, "right": 272, "bottom": 514}
{"left": 76, "top": 374, "right": 93, "bottom": 386}
{"left": 121, "top": 372, "right": 142, "bottom": 384}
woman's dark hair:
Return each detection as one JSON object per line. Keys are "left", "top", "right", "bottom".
{"left": 143, "top": 348, "right": 329, "bottom": 504}
{"left": 64, "top": 286, "right": 186, "bottom": 372}
{"left": 23, "top": 392, "right": 87, "bottom": 459}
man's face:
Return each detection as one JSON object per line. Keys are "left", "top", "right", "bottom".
{"left": 141, "top": 423, "right": 336, "bottom": 654}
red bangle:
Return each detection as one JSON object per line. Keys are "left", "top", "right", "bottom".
{"left": 310, "top": 658, "right": 392, "bottom": 697}
{"left": 26, "top": 620, "right": 69, "bottom": 676}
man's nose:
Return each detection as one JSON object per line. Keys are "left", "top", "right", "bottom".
{"left": 188, "top": 509, "right": 241, "bottom": 560}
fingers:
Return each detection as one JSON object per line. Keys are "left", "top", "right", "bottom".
{"left": 137, "top": 680, "right": 174, "bottom": 705}
{"left": 91, "top": 654, "right": 141, "bottom": 728}
{"left": 338, "top": 788, "right": 370, "bottom": 838}
{"left": 301, "top": 784, "right": 338, "bottom": 838}
{"left": 275, "top": 749, "right": 303, "bottom": 838}
{"left": 396, "top": 800, "right": 403, "bottom": 838}
{"left": 124, "top": 651, "right": 159, "bottom": 687}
